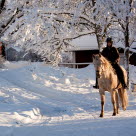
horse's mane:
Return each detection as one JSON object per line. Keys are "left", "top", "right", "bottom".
{"left": 101, "top": 55, "right": 115, "bottom": 72}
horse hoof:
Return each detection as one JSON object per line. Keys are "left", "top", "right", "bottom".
{"left": 99, "top": 114, "right": 103, "bottom": 118}
{"left": 123, "top": 107, "right": 126, "bottom": 111}
{"left": 112, "top": 113, "right": 116, "bottom": 116}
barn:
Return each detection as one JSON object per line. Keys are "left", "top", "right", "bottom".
{"left": 69, "top": 35, "right": 99, "bottom": 68}
{"left": 61, "top": 35, "right": 126, "bottom": 68}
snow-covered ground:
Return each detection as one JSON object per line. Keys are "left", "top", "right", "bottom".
{"left": 0, "top": 61, "right": 136, "bottom": 136}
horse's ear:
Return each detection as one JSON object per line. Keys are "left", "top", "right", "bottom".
{"left": 92, "top": 54, "right": 95, "bottom": 59}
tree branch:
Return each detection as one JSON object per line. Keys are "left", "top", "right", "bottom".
{"left": 0, "top": 0, "right": 6, "bottom": 13}
{"left": 0, "top": 8, "right": 24, "bottom": 36}
{"left": 62, "top": 31, "right": 95, "bottom": 41}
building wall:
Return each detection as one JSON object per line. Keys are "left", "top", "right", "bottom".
{"left": 75, "top": 50, "right": 99, "bottom": 68}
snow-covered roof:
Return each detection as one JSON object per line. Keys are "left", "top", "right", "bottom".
{"left": 69, "top": 35, "right": 98, "bottom": 51}
{"left": 131, "top": 42, "right": 136, "bottom": 48}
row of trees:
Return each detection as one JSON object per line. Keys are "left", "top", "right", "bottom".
{"left": 0, "top": 0, "right": 136, "bottom": 83}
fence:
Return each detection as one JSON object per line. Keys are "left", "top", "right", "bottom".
{"left": 59, "top": 63, "right": 92, "bottom": 68}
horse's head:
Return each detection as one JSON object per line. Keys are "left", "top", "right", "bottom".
{"left": 92, "top": 54, "right": 106, "bottom": 78}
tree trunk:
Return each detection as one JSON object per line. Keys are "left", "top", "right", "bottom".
{"left": 95, "top": 24, "right": 105, "bottom": 52}
{"left": 92, "top": 0, "right": 103, "bottom": 52}
{"left": 124, "top": 19, "right": 130, "bottom": 89}
{"left": 95, "top": 33, "right": 101, "bottom": 52}
{"left": 0, "top": 0, "right": 6, "bottom": 13}
{"left": 95, "top": 31, "right": 106, "bottom": 52}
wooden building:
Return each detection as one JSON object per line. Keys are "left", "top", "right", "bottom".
{"left": 62, "top": 35, "right": 126, "bottom": 68}
{"left": 66, "top": 35, "right": 99, "bottom": 68}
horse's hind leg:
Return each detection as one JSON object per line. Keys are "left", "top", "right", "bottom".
{"left": 111, "top": 91, "right": 117, "bottom": 116}
{"left": 116, "top": 91, "right": 119, "bottom": 114}
{"left": 99, "top": 92, "right": 105, "bottom": 117}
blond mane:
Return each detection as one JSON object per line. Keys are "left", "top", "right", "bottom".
{"left": 100, "top": 55, "right": 115, "bottom": 73}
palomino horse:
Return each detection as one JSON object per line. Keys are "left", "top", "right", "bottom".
{"left": 93, "top": 54, "right": 128, "bottom": 117}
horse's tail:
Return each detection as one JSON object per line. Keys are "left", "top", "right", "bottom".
{"left": 118, "top": 88, "right": 128, "bottom": 110}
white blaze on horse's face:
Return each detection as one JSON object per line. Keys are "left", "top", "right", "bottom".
{"left": 93, "top": 54, "right": 101, "bottom": 69}
{"left": 93, "top": 54, "right": 105, "bottom": 78}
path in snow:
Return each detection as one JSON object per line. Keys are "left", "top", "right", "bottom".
{"left": 0, "top": 62, "right": 136, "bottom": 136}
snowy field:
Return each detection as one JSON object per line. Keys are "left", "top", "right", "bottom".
{"left": 0, "top": 61, "right": 136, "bottom": 136}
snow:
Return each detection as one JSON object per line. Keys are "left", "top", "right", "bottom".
{"left": 130, "top": 48, "right": 136, "bottom": 53}
{"left": 131, "top": 42, "right": 136, "bottom": 49}
{"left": 70, "top": 35, "right": 98, "bottom": 51}
{"left": 0, "top": 61, "right": 136, "bottom": 136}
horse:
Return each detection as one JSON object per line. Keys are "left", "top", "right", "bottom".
{"left": 93, "top": 54, "right": 128, "bottom": 117}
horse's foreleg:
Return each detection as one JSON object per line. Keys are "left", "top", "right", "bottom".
{"left": 111, "top": 91, "right": 117, "bottom": 116}
{"left": 100, "top": 93, "right": 105, "bottom": 117}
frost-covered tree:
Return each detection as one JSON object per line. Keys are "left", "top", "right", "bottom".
{"left": 1, "top": 0, "right": 109, "bottom": 64}
{"left": 1, "top": 0, "right": 77, "bottom": 63}
{"left": 3, "top": 0, "right": 135, "bottom": 68}
{"left": 0, "top": 0, "right": 28, "bottom": 39}
{"left": 60, "top": 51, "right": 73, "bottom": 63}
